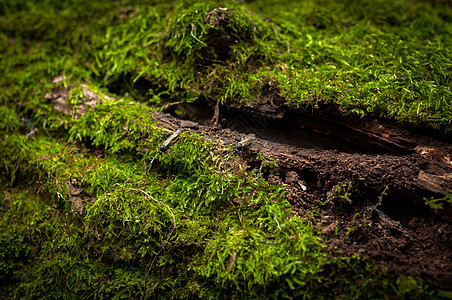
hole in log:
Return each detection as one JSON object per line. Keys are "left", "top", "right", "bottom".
{"left": 168, "top": 100, "right": 414, "bottom": 155}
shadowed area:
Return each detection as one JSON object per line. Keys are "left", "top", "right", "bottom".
{"left": 170, "top": 101, "right": 414, "bottom": 154}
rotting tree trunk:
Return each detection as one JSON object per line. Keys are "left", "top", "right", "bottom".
{"left": 47, "top": 85, "right": 452, "bottom": 221}
{"left": 45, "top": 84, "right": 452, "bottom": 290}
{"left": 154, "top": 102, "right": 452, "bottom": 222}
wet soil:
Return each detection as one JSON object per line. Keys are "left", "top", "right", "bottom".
{"left": 156, "top": 101, "right": 452, "bottom": 290}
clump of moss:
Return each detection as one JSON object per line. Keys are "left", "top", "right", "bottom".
{"left": 105, "top": 2, "right": 279, "bottom": 104}
{"left": 0, "top": 106, "right": 20, "bottom": 133}
{"left": 247, "top": 0, "right": 452, "bottom": 130}
{"left": 69, "top": 98, "right": 157, "bottom": 153}
{"left": 86, "top": 0, "right": 451, "bottom": 130}
{"left": 164, "top": 5, "right": 269, "bottom": 65}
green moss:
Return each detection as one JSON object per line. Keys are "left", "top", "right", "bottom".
{"left": 0, "top": 106, "right": 20, "bottom": 132}
{"left": 69, "top": 98, "right": 158, "bottom": 153}
{"left": 1, "top": 0, "right": 450, "bottom": 298}
{"left": 244, "top": 0, "right": 452, "bottom": 130}
{"left": 1, "top": 0, "right": 450, "bottom": 129}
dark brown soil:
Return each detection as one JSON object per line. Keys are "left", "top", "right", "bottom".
{"left": 154, "top": 101, "right": 452, "bottom": 290}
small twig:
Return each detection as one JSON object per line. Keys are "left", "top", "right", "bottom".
{"left": 273, "top": 215, "right": 282, "bottom": 231}
{"left": 56, "top": 192, "right": 65, "bottom": 201}
{"left": 162, "top": 101, "right": 181, "bottom": 111}
{"left": 223, "top": 152, "right": 232, "bottom": 164}
{"left": 81, "top": 164, "right": 87, "bottom": 184}
{"left": 231, "top": 200, "right": 244, "bottom": 230}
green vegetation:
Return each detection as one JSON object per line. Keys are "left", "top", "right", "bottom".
{"left": 0, "top": 101, "right": 397, "bottom": 298}
{"left": 1, "top": 0, "right": 450, "bottom": 129}
{"left": 425, "top": 194, "right": 452, "bottom": 210}
{"left": 0, "top": 0, "right": 450, "bottom": 298}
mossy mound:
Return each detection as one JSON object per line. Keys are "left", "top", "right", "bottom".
{"left": 164, "top": 5, "right": 269, "bottom": 65}
{"left": 2, "top": 0, "right": 450, "bottom": 129}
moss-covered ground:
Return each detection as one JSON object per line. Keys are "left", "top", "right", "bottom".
{"left": 1, "top": 0, "right": 451, "bottom": 298}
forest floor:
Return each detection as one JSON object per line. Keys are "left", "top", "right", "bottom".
{"left": 1, "top": 0, "right": 451, "bottom": 298}
{"left": 154, "top": 96, "right": 452, "bottom": 291}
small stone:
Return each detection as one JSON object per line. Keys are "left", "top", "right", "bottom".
{"left": 52, "top": 75, "right": 64, "bottom": 83}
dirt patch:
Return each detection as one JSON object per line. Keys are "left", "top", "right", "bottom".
{"left": 154, "top": 101, "right": 452, "bottom": 290}
{"left": 45, "top": 81, "right": 104, "bottom": 118}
